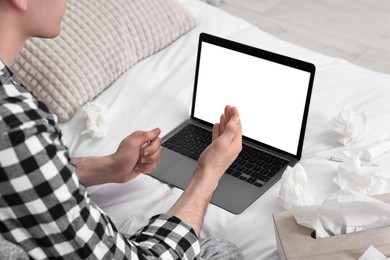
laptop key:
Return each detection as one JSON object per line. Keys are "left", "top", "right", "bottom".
{"left": 231, "top": 170, "right": 241, "bottom": 177}
{"left": 247, "top": 177, "right": 257, "bottom": 184}
{"left": 251, "top": 172, "right": 270, "bottom": 183}
{"left": 239, "top": 176, "right": 248, "bottom": 181}
{"left": 254, "top": 182, "right": 263, "bottom": 187}
{"left": 253, "top": 165, "right": 263, "bottom": 172}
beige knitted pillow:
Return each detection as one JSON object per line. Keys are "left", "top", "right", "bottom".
{"left": 11, "top": 0, "right": 195, "bottom": 122}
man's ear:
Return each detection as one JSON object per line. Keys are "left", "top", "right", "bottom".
{"left": 9, "top": 0, "right": 28, "bottom": 11}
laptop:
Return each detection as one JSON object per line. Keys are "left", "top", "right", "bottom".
{"left": 152, "top": 33, "right": 315, "bottom": 214}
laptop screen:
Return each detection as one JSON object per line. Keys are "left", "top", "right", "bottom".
{"left": 192, "top": 35, "right": 314, "bottom": 157}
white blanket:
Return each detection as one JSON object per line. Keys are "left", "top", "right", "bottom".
{"left": 60, "top": 0, "right": 390, "bottom": 259}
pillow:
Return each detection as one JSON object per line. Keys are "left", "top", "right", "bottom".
{"left": 11, "top": 0, "right": 195, "bottom": 122}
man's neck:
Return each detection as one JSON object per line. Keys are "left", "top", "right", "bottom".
{"left": 0, "top": 13, "right": 27, "bottom": 67}
{"left": 0, "top": 36, "right": 26, "bottom": 67}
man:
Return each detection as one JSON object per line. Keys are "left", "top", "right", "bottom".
{"left": 0, "top": 0, "right": 243, "bottom": 259}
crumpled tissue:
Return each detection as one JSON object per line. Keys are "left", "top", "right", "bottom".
{"left": 292, "top": 190, "right": 390, "bottom": 238}
{"left": 359, "top": 246, "right": 390, "bottom": 260}
{"left": 334, "top": 153, "right": 390, "bottom": 195}
{"left": 362, "top": 140, "right": 390, "bottom": 161}
{"left": 278, "top": 163, "right": 313, "bottom": 210}
{"left": 80, "top": 102, "right": 109, "bottom": 138}
{"left": 328, "top": 106, "right": 371, "bottom": 146}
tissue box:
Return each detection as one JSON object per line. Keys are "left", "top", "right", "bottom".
{"left": 273, "top": 193, "right": 390, "bottom": 260}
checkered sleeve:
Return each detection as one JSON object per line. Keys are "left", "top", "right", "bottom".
{"left": 0, "top": 63, "right": 200, "bottom": 259}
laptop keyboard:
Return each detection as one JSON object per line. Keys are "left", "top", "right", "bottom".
{"left": 162, "top": 124, "right": 289, "bottom": 187}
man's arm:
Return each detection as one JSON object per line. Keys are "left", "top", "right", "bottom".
{"left": 0, "top": 70, "right": 201, "bottom": 258}
{"left": 0, "top": 93, "right": 198, "bottom": 259}
{"left": 169, "top": 106, "right": 242, "bottom": 235}
{"left": 72, "top": 128, "right": 163, "bottom": 186}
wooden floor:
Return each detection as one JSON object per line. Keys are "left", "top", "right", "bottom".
{"left": 218, "top": 0, "right": 390, "bottom": 75}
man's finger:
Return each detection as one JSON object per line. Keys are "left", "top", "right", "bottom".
{"left": 132, "top": 128, "right": 161, "bottom": 147}
{"left": 142, "top": 137, "right": 161, "bottom": 156}
{"left": 219, "top": 113, "right": 226, "bottom": 135}
{"left": 222, "top": 115, "right": 240, "bottom": 141}
{"left": 212, "top": 123, "right": 220, "bottom": 141}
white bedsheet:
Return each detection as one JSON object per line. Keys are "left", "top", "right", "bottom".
{"left": 60, "top": 1, "right": 390, "bottom": 259}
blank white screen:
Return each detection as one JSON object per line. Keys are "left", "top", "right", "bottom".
{"left": 194, "top": 42, "right": 311, "bottom": 155}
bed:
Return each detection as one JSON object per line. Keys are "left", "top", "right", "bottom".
{"left": 13, "top": 0, "right": 390, "bottom": 259}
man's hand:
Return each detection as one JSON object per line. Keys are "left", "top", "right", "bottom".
{"left": 110, "top": 128, "right": 163, "bottom": 183}
{"left": 195, "top": 105, "right": 242, "bottom": 187}
{"left": 73, "top": 128, "right": 163, "bottom": 186}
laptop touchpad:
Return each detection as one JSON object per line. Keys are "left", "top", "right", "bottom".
{"left": 160, "top": 158, "right": 197, "bottom": 190}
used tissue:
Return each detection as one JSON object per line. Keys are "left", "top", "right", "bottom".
{"left": 80, "top": 102, "right": 109, "bottom": 138}
{"left": 362, "top": 140, "right": 390, "bottom": 161}
{"left": 278, "top": 163, "right": 313, "bottom": 210}
{"left": 292, "top": 190, "right": 390, "bottom": 238}
{"left": 328, "top": 106, "right": 371, "bottom": 146}
{"left": 334, "top": 153, "right": 390, "bottom": 195}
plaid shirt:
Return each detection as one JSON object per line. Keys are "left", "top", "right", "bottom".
{"left": 0, "top": 60, "right": 200, "bottom": 259}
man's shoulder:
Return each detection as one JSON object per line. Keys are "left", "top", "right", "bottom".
{"left": 0, "top": 70, "right": 56, "bottom": 136}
